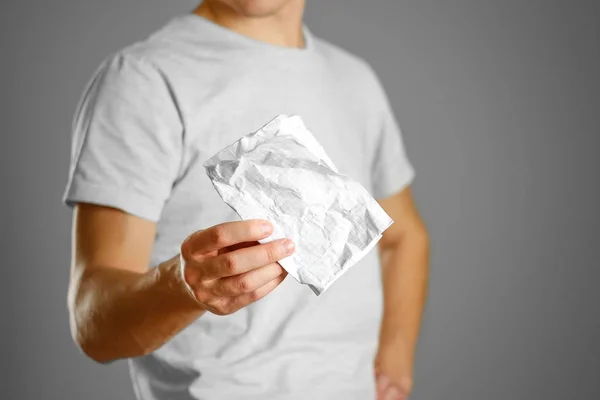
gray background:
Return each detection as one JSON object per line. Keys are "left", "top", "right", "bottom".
{"left": 2, "top": 0, "right": 599, "bottom": 399}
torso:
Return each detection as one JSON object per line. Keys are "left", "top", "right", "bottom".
{"left": 128, "top": 15, "right": 384, "bottom": 400}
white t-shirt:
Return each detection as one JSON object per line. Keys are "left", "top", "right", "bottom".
{"left": 63, "top": 14, "right": 414, "bottom": 400}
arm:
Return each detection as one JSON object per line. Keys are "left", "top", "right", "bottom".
{"left": 67, "top": 203, "right": 202, "bottom": 363}
{"left": 375, "top": 187, "right": 430, "bottom": 400}
{"left": 68, "top": 203, "right": 292, "bottom": 363}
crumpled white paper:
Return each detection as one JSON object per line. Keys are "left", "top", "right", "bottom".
{"left": 203, "top": 115, "right": 393, "bottom": 295}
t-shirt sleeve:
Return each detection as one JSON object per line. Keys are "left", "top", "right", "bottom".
{"left": 62, "top": 53, "right": 183, "bottom": 222}
{"left": 368, "top": 68, "right": 415, "bottom": 200}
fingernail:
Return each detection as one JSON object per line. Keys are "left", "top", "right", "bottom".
{"left": 261, "top": 221, "right": 272, "bottom": 235}
{"left": 282, "top": 239, "right": 295, "bottom": 254}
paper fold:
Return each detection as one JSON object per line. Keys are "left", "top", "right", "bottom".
{"left": 204, "top": 114, "right": 393, "bottom": 295}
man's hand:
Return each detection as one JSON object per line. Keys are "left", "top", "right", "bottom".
{"left": 69, "top": 205, "right": 295, "bottom": 362}
{"left": 375, "top": 340, "right": 414, "bottom": 400}
{"left": 180, "top": 220, "right": 294, "bottom": 315}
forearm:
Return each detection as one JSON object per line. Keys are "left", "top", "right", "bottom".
{"left": 68, "top": 255, "right": 205, "bottom": 363}
{"left": 379, "top": 231, "right": 429, "bottom": 362}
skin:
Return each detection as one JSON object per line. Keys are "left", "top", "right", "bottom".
{"left": 67, "top": 1, "right": 430, "bottom": 399}
{"left": 193, "top": 0, "right": 306, "bottom": 47}
{"left": 375, "top": 188, "right": 429, "bottom": 400}
{"left": 69, "top": 204, "right": 293, "bottom": 362}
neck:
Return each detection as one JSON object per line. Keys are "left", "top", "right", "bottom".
{"left": 193, "top": 1, "right": 306, "bottom": 48}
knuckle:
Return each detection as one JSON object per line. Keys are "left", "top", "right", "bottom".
{"left": 247, "top": 290, "right": 261, "bottom": 302}
{"left": 265, "top": 244, "right": 278, "bottom": 262}
{"left": 210, "top": 226, "right": 227, "bottom": 246}
{"left": 180, "top": 235, "right": 194, "bottom": 258}
{"left": 180, "top": 238, "right": 189, "bottom": 257}
{"left": 236, "top": 278, "right": 250, "bottom": 293}
{"left": 181, "top": 229, "right": 206, "bottom": 256}
{"left": 221, "top": 255, "right": 237, "bottom": 274}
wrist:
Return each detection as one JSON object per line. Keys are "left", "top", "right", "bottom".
{"left": 157, "top": 255, "right": 204, "bottom": 311}
{"left": 377, "top": 330, "right": 416, "bottom": 372}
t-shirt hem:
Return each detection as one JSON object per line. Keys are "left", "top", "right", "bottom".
{"left": 373, "top": 166, "right": 415, "bottom": 200}
{"left": 62, "top": 179, "right": 164, "bottom": 222}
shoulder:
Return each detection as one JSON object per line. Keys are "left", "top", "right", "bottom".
{"left": 77, "top": 32, "right": 184, "bottom": 127}
{"left": 98, "top": 43, "right": 169, "bottom": 81}
{"left": 88, "top": 33, "right": 187, "bottom": 102}
{"left": 94, "top": 16, "right": 198, "bottom": 82}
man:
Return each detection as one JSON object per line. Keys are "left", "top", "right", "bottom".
{"left": 63, "top": 1, "right": 429, "bottom": 399}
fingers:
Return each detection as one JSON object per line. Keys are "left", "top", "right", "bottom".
{"left": 183, "top": 220, "right": 273, "bottom": 256}
{"left": 376, "top": 374, "right": 407, "bottom": 400}
{"left": 377, "top": 373, "right": 391, "bottom": 399}
{"left": 203, "top": 238, "right": 295, "bottom": 279}
{"left": 218, "top": 240, "right": 260, "bottom": 255}
{"left": 212, "top": 263, "right": 286, "bottom": 297}
{"left": 208, "top": 273, "right": 287, "bottom": 316}
{"left": 179, "top": 220, "right": 294, "bottom": 315}
{"left": 226, "top": 273, "right": 287, "bottom": 311}
{"left": 383, "top": 385, "right": 402, "bottom": 400}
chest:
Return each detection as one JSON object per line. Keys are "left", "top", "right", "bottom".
{"left": 181, "top": 64, "right": 374, "bottom": 183}
{"left": 154, "top": 62, "right": 379, "bottom": 253}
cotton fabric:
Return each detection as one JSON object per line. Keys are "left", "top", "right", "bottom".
{"left": 63, "top": 14, "right": 414, "bottom": 400}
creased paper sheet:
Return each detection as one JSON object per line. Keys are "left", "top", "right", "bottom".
{"left": 203, "top": 115, "right": 393, "bottom": 295}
